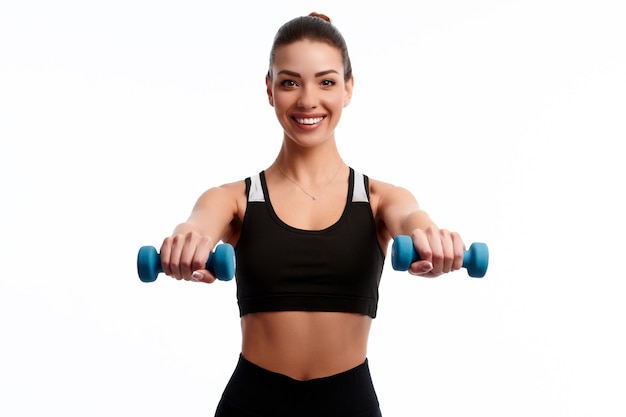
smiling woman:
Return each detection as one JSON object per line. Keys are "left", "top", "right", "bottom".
{"left": 156, "top": 12, "right": 467, "bottom": 417}
{"left": 267, "top": 39, "right": 353, "bottom": 151}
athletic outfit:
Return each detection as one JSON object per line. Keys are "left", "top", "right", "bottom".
{"left": 215, "top": 168, "right": 385, "bottom": 417}
{"left": 214, "top": 355, "right": 381, "bottom": 417}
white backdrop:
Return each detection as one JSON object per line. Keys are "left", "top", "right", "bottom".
{"left": 1, "top": 1, "right": 625, "bottom": 416}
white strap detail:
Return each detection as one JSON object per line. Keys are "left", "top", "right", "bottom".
{"left": 352, "top": 171, "right": 369, "bottom": 202}
{"left": 248, "top": 173, "right": 265, "bottom": 202}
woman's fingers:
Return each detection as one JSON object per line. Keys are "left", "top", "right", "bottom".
{"left": 410, "top": 227, "right": 465, "bottom": 277}
{"left": 160, "top": 231, "right": 216, "bottom": 282}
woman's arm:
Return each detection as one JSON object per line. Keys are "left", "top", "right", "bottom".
{"left": 371, "top": 179, "right": 465, "bottom": 277}
{"left": 159, "top": 180, "right": 245, "bottom": 283}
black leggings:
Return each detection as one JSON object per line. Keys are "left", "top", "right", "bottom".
{"left": 215, "top": 354, "right": 382, "bottom": 417}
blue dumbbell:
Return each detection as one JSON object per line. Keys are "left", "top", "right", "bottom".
{"left": 137, "top": 244, "right": 236, "bottom": 282}
{"left": 391, "top": 235, "right": 488, "bottom": 278}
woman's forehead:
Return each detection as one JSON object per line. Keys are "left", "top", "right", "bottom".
{"left": 272, "top": 40, "right": 343, "bottom": 73}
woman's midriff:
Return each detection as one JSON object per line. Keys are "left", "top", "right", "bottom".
{"left": 240, "top": 311, "right": 372, "bottom": 381}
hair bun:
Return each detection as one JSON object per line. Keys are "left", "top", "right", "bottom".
{"left": 308, "top": 12, "right": 331, "bottom": 23}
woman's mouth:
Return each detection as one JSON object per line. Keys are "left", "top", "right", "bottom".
{"left": 293, "top": 116, "right": 325, "bottom": 125}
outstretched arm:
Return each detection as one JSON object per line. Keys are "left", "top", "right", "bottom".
{"left": 160, "top": 181, "right": 244, "bottom": 283}
{"left": 372, "top": 180, "right": 465, "bottom": 277}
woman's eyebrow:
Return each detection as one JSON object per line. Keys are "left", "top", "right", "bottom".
{"left": 276, "top": 69, "right": 340, "bottom": 78}
{"left": 315, "top": 69, "right": 340, "bottom": 77}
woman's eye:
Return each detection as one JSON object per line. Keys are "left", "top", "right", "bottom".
{"left": 321, "top": 79, "right": 336, "bottom": 87}
{"left": 280, "top": 80, "right": 298, "bottom": 88}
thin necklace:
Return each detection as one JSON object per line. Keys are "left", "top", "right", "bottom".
{"left": 276, "top": 162, "right": 343, "bottom": 201}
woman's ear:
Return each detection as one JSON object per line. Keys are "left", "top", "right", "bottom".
{"left": 343, "top": 76, "right": 354, "bottom": 107}
{"left": 266, "top": 74, "right": 274, "bottom": 107}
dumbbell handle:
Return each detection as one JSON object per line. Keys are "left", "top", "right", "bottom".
{"left": 136, "top": 243, "right": 236, "bottom": 282}
{"left": 391, "top": 235, "right": 488, "bottom": 278}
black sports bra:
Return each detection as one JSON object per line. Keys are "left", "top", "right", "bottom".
{"left": 234, "top": 168, "right": 385, "bottom": 318}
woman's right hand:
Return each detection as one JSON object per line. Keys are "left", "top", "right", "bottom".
{"left": 159, "top": 230, "right": 217, "bottom": 283}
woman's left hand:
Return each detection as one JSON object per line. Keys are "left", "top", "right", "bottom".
{"left": 408, "top": 226, "right": 465, "bottom": 277}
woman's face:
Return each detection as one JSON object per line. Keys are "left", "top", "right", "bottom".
{"left": 267, "top": 39, "right": 353, "bottom": 148}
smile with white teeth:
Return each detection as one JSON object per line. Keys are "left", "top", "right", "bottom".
{"left": 294, "top": 116, "right": 324, "bottom": 125}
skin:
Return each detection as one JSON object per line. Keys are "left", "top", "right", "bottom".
{"left": 159, "top": 39, "right": 465, "bottom": 381}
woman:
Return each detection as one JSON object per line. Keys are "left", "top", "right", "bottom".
{"left": 159, "top": 13, "right": 465, "bottom": 417}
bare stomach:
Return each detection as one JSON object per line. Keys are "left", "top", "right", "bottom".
{"left": 240, "top": 311, "right": 372, "bottom": 381}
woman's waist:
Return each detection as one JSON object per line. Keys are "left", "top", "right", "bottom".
{"left": 240, "top": 311, "right": 371, "bottom": 380}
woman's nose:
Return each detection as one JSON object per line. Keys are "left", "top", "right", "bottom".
{"left": 296, "top": 86, "right": 318, "bottom": 109}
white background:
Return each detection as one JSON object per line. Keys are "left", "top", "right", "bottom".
{"left": 1, "top": 0, "right": 625, "bottom": 416}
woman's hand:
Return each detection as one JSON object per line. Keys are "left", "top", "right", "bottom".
{"left": 409, "top": 226, "right": 465, "bottom": 277}
{"left": 159, "top": 230, "right": 217, "bottom": 283}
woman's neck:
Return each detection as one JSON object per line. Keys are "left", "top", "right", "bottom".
{"left": 273, "top": 138, "right": 344, "bottom": 182}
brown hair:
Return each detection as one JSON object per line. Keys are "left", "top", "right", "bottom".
{"left": 267, "top": 12, "right": 353, "bottom": 81}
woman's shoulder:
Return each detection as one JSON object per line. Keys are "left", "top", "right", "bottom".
{"left": 198, "top": 178, "right": 246, "bottom": 196}
{"left": 193, "top": 179, "right": 247, "bottom": 212}
{"left": 220, "top": 178, "right": 248, "bottom": 193}
{"left": 366, "top": 175, "right": 418, "bottom": 213}
{"left": 365, "top": 176, "right": 398, "bottom": 197}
